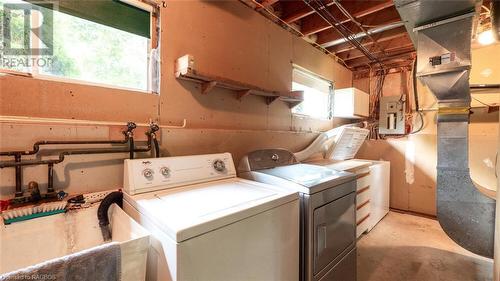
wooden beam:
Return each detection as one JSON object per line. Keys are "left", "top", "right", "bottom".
{"left": 237, "top": 89, "right": 251, "bottom": 100}
{"left": 347, "top": 49, "right": 415, "bottom": 69}
{"left": 342, "top": 44, "right": 414, "bottom": 62}
{"left": 300, "top": 1, "right": 395, "bottom": 36}
{"left": 259, "top": 0, "right": 279, "bottom": 7}
{"left": 265, "top": 96, "right": 280, "bottom": 105}
{"left": 281, "top": 1, "right": 330, "bottom": 23}
{"left": 201, "top": 81, "right": 217, "bottom": 95}
{"left": 338, "top": 36, "right": 413, "bottom": 61}
{"left": 326, "top": 26, "right": 408, "bottom": 54}
{"left": 315, "top": 9, "right": 401, "bottom": 45}
{"left": 300, "top": 5, "right": 349, "bottom": 36}
{"left": 353, "top": 60, "right": 414, "bottom": 73}
{"left": 352, "top": 0, "right": 395, "bottom": 18}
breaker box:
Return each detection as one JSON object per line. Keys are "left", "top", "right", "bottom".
{"left": 378, "top": 96, "right": 405, "bottom": 135}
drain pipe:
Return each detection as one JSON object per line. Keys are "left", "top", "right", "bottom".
{"left": 396, "top": 0, "right": 495, "bottom": 258}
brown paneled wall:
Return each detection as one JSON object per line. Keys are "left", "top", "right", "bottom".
{"left": 0, "top": 1, "right": 352, "bottom": 198}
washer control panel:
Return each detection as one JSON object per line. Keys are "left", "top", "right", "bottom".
{"left": 124, "top": 153, "right": 236, "bottom": 195}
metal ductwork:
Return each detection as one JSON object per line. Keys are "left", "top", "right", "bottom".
{"left": 493, "top": 0, "right": 500, "bottom": 42}
{"left": 395, "top": 0, "right": 495, "bottom": 258}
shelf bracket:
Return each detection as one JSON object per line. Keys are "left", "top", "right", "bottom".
{"left": 287, "top": 101, "right": 302, "bottom": 109}
{"left": 236, "top": 90, "right": 251, "bottom": 100}
{"left": 265, "top": 96, "right": 280, "bottom": 105}
{"left": 201, "top": 81, "right": 217, "bottom": 95}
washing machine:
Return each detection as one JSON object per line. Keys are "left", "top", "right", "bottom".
{"left": 122, "top": 153, "right": 299, "bottom": 281}
{"left": 238, "top": 149, "right": 357, "bottom": 281}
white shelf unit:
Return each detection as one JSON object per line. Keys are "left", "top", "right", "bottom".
{"left": 333, "top": 87, "right": 369, "bottom": 119}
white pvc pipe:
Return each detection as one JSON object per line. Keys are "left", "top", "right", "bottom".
{"left": 119, "top": 0, "right": 154, "bottom": 12}
{"left": 0, "top": 115, "right": 187, "bottom": 129}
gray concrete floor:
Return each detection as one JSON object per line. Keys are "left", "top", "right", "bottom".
{"left": 357, "top": 211, "right": 493, "bottom": 281}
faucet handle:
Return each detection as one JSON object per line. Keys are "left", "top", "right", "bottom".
{"left": 124, "top": 122, "right": 137, "bottom": 136}
{"left": 149, "top": 122, "right": 160, "bottom": 133}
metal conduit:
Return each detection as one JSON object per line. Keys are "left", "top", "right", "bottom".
{"left": 303, "top": 0, "right": 382, "bottom": 66}
{"left": 321, "top": 22, "right": 405, "bottom": 48}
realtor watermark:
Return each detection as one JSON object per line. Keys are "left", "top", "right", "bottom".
{"left": 1, "top": 1, "right": 54, "bottom": 68}
{"left": 3, "top": 273, "right": 56, "bottom": 280}
{"left": 1, "top": 55, "right": 53, "bottom": 67}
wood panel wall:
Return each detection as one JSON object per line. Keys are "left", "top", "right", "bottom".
{"left": 0, "top": 1, "right": 352, "bottom": 198}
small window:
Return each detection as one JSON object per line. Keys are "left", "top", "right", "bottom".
{"left": 0, "top": 0, "right": 158, "bottom": 92}
{"left": 292, "top": 67, "right": 334, "bottom": 120}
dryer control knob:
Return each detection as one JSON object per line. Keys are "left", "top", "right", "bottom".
{"left": 271, "top": 154, "right": 280, "bottom": 161}
{"left": 142, "top": 168, "right": 154, "bottom": 179}
{"left": 213, "top": 159, "right": 226, "bottom": 172}
{"left": 160, "top": 167, "right": 170, "bottom": 177}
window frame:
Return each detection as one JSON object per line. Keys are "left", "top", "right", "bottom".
{"left": 291, "top": 65, "right": 335, "bottom": 120}
{"left": 0, "top": 0, "right": 160, "bottom": 94}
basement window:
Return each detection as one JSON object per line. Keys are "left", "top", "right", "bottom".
{"left": 0, "top": 0, "right": 159, "bottom": 93}
{"left": 292, "top": 67, "right": 334, "bottom": 119}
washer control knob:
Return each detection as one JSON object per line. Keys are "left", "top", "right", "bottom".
{"left": 160, "top": 167, "right": 170, "bottom": 177}
{"left": 271, "top": 153, "right": 279, "bottom": 161}
{"left": 142, "top": 168, "right": 154, "bottom": 179}
{"left": 213, "top": 159, "right": 226, "bottom": 172}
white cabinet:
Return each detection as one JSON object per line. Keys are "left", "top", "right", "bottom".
{"left": 366, "top": 161, "right": 390, "bottom": 232}
{"left": 333, "top": 87, "right": 369, "bottom": 119}
{"left": 310, "top": 159, "right": 390, "bottom": 238}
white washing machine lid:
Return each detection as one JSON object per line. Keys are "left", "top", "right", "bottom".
{"left": 311, "top": 159, "right": 372, "bottom": 172}
{"left": 124, "top": 178, "right": 298, "bottom": 242}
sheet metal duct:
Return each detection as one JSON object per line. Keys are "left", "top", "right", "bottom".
{"left": 493, "top": 0, "right": 500, "bottom": 42}
{"left": 395, "top": 0, "right": 495, "bottom": 258}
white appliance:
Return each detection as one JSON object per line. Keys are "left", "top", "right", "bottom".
{"left": 296, "top": 126, "right": 390, "bottom": 237}
{"left": 122, "top": 153, "right": 300, "bottom": 281}
{"left": 238, "top": 149, "right": 357, "bottom": 281}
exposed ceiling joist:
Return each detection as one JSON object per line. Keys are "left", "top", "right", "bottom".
{"left": 338, "top": 37, "right": 413, "bottom": 61}
{"left": 243, "top": 0, "right": 415, "bottom": 72}
{"left": 315, "top": 9, "right": 402, "bottom": 45}
{"left": 300, "top": 0, "right": 395, "bottom": 36}
{"left": 281, "top": 1, "right": 330, "bottom": 23}
{"left": 326, "top": 26, "right": 408, "bottom": 53}
{"left": 349, "top": 48, "right": 415, "bottom": 69}
{"left": 259, "top": 0, "right": 279, "bottom": 7}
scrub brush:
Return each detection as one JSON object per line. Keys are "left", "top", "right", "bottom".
{"left": 1, "top": 201, "right": 68, "bottom": 224}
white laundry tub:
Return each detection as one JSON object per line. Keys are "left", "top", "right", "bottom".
{"left": 0, "top": 204, "right": 150, "bottom": 281}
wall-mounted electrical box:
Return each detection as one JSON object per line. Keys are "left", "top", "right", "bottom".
{"left": 378, "top": 96, "right": 405, "bottom": 135}
{"left": 333, "top": 87, "right": 369, "bottom": 119}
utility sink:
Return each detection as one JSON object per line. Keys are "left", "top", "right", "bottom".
{"left": 0, "top": 204, "right": 150, "bottom": 281}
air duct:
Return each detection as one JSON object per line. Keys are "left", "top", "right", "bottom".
{"left": 395, "top": 0, "right": 495, "bottom": 258}
{"left": 493, "top": 0, "right": 500, "bottom": 42}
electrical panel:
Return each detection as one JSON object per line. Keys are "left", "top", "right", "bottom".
{"left": 378, "top": 96, "right": 405, "bottom": 135}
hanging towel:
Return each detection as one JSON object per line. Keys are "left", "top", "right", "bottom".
{"left": 0, "top": 242, "right": 121, "bottom": 281}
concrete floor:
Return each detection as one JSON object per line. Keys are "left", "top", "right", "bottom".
{"left": 357, "top": 211, "right": 493, "bottom": 281}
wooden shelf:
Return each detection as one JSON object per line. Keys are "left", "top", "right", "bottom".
{"left": 175, "top": 57, "right": 303, "bottom": 108}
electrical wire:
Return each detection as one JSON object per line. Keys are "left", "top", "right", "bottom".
{"left": 410, "top": 111, "right": 424, "bottom": 134}
{"left": 303, "top": 0, "right": 383, "bottom": 68}
{"left": 472, "top": 96, "right": 495, "bottom": 107}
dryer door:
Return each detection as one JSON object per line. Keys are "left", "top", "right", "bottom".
{"left": 313, "top": 192, "right": 356, "bottom": 274}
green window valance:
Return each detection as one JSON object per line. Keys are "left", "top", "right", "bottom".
{"left": 27, "top": 0, "right": 151, "bottom": 38}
